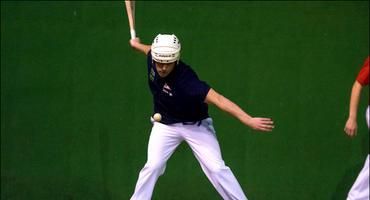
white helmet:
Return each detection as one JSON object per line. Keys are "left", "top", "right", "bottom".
{"left": 151, "top": 34, "right": 181, "bottom": 63}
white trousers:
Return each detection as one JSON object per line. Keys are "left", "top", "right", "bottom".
{"left": 347, "top": 106, "right": 370, "bottom": 200}
{"left": 130, "top": 118, "right": 247, "bottom": 200}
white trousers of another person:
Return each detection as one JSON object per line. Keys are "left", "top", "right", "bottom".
{"left": 347, "top": 106, "right": 369, "bottom": 200}
{"left": 130, "top": 118, "right": 247, "bottom": 200}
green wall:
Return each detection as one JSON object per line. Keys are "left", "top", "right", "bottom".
{"left": 1, "top": 1, "right": 369, "bottom": 199}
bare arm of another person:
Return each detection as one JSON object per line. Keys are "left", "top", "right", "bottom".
{"left": 344, "top": 81, "right": 363, "bottom": 137}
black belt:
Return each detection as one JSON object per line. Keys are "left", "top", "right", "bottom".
{"left": 182, "top": 121, "right": 202, "bottom": 126}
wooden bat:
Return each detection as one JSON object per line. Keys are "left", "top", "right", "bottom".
{"left": 125, "top": 0, "right": 136, "bottom": 39}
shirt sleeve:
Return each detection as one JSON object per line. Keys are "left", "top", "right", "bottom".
{"left": 356, "top": 56, "right": 369, "bottom": 86}
{"left": 147, "top": 50, "right": 153, "bottom": 73}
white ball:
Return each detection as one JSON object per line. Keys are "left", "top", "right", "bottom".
{"left": 153, "top": 113, "right": 162, "bottom": 122}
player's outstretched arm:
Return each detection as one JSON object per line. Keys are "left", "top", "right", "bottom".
{"left": 344, "top": 81, "right": 363, "bottom": 137}
{"left": 129, "top": 38, "right": 151, "bottom": 55}
{"left": 205, "top": 88, "right": 274, "bottom": 132}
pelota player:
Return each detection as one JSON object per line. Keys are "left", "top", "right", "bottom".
{"left": 344, "top": 56, "right": 369, "bottom": 200}
{"left": 129, "top": 34, "right": 274, "bottom": 200}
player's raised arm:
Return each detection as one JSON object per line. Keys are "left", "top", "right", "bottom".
{"left": 129, "top": 38, "right": 151, "bottom": 55}
{"left": 205, "top": 88, "right": 274, "bottom": 132}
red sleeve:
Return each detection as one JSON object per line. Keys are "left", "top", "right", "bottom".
{"left": 356, "top": 56, "right": 369, "bottom": 86}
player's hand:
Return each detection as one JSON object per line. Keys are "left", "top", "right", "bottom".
{"left": 129, "top": 37, "right": 141, "bottom": 48}
{"left": 344, "top": 117, "right": 357, "bottom": 137}
{"left": 248, "top": 117, "right": 274, "bottom": 132}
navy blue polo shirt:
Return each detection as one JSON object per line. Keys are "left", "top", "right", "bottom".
{"left": 147, "top": 51, "right": 210, "bottom": 124}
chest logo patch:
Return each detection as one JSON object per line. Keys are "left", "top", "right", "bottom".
{"left": 162, "top": 83, "right": 173, "bottom": 96}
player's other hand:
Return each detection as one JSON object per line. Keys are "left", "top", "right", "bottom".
{"left": 344, "top": 117, "right": 357, "bottom": 137}
{"left": 248, "top": 117, "right": 274, "bottom": 132}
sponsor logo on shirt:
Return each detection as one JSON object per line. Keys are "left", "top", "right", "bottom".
{"left": 162, "top": 83, "right": 173, "bottom": 96}
{"left": 150, "top": 68, "right": 155, "bottom": 81}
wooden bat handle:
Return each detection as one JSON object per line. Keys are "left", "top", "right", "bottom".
{"left": 125, "top": 1, "right": 135, "bottom": 39}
